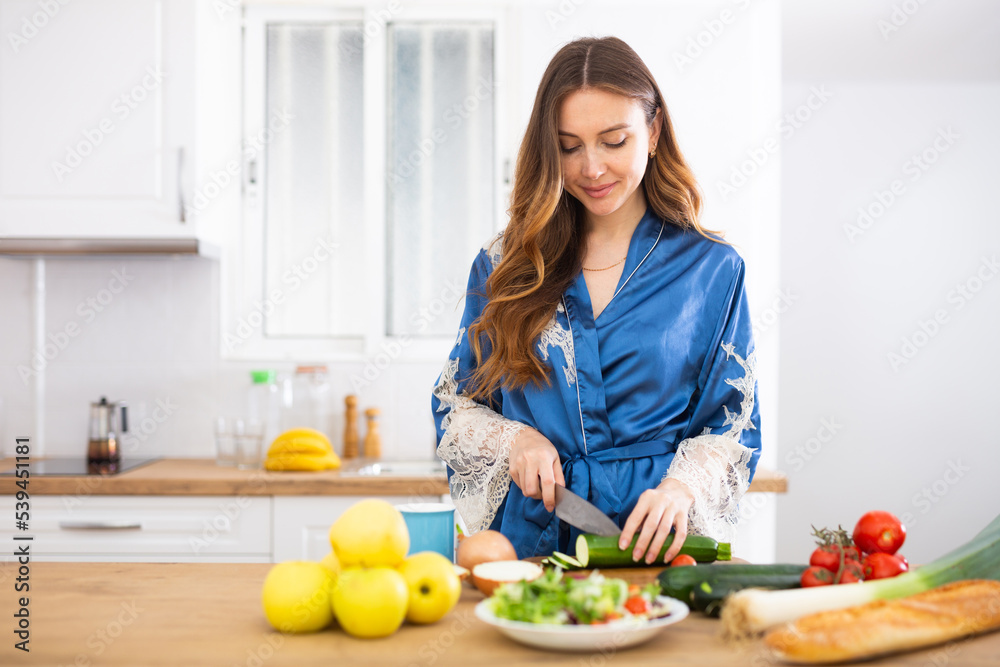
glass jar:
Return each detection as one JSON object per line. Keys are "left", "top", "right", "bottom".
{"left": 247, "top": 370, "right": 281, "bottom": 448}
{"left": 281, "top": 365, "right": 333, "bottom": 442}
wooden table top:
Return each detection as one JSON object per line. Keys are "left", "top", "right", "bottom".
{"left": 0, "top": 458, "right": 787, "bottom": 497}
{"left": 1, "top": 561, "right": 996, "bottom": 666}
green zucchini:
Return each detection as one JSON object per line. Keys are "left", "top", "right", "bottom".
{"left": 691, "top": 580, "right": 801, "bottom": 618}
{"left": 656, "top": 563, "right": 807, "bottom": 603}
{"left": 575, "top": 533, "right": 730, "bottom": 567}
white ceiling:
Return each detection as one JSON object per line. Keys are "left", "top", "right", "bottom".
{"left": 782, "top": 0, "right": 1000, "bottom": 81}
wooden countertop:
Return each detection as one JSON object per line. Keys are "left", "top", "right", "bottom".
{"left": 0, "top": 458, "right": 450, "bottom": 496}
{"left": 0, "top": 458, "right": 787, "bottom": 497}
{"left": 1, "top": 561, "right": 996, "bottom": 666}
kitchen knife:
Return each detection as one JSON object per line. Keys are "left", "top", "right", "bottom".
{"left": 553, "top": 485, "right": 621, "bottom": 537}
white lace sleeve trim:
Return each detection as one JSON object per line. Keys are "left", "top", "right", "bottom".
{"left": 433, "top": 355, "right": 527, "bottom": 534}
{"left": 664, "top": 341, "right": 758, "bottom": 544}
{"left": 664, "top": 433, "right": 754, "bottom": 545}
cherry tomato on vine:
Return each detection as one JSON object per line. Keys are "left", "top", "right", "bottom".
{"left": 836, "top": 560, "right": 865, "bottom": 584}
{"left": 862, "top": 552, "right": 908, "bottom": 580}
{"left": 853, "top": 511, "right": 906, "bottom": 555}
{"left": 810, "top": 544, "right": 861, "bottom": 572}
{"left": 801, "top": 566, "right": 834, "bottom": 587}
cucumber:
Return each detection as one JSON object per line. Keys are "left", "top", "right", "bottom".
{"left": 575, "top": 533, "right": 730, "bottom": 567}
{"left": 690, "top": 579, "right": 801, "bottom": 618}
{"left": 656, "top": 563, "right": 806, "bottom": 603}
{"left": 552, "top": 551, "right": 583, "bottom": 569}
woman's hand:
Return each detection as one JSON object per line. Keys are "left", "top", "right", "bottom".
{"left": 509, "top": 427, "right": 565, "bottom": 512}
{"left": 619, "top": 478, "right": 696, "bottom": 564}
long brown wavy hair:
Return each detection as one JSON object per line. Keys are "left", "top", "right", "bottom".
{"left": 467, "top": 36, "right": 722, "bottom": 402}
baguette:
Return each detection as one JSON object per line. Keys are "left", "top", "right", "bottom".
{"left": 764, "top": 579, "right": 1000, "bottom": 664}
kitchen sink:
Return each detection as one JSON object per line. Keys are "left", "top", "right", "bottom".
{"left": 342, "top": 460, "right": 448, "bottom": 477}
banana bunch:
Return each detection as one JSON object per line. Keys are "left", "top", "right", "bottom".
{"left": 264, "top": 428, "right": 341, "bottom": 471}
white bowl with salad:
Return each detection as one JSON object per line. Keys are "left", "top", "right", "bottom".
{"left": 474, "top": 569, "right": 689, "bottom": 652}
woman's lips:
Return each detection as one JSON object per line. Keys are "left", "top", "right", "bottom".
{"left": 581, "top": 183, "right": 615, "bottom": 198}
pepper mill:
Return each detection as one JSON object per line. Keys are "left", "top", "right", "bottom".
{"left": 363, "top": 407, "right": 381, "bottom": 459}
{"left": 343, "top": 395, "right": 359, "bottom": 459}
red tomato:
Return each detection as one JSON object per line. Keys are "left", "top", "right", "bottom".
{"left": 853, "top": 511, "right": 906, "bottom": 555}
{"left": 809, "top": 544, "right": 861, "bottom": 572}
{"left": 896, "top": 554, "right": 909, "bottom": 568}
{"left": 862, "top": 552, "right": 908, "bottom": 580}
{"left": 801, "top": 566, "right": 834, "bottom": 587}
{"left": 835, "top": 560, "right": 864, "bottom": 584}
{"left": 624, "top": 597, "right": 649, "bottom": 615}
{"left": 670, "top": 554, "right": 697, "bottom": 567}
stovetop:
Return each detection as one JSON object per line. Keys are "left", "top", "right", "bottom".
{"left": 0, "top": 457, "right": 161, "bottom": 476}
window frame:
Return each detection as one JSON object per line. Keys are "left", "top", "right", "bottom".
{"left": 226, "top": 1, "right": 510, "bottom": 363}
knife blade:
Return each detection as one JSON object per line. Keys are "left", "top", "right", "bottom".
{"left": 554, "top": 485, "right": 621, "bottom": 537}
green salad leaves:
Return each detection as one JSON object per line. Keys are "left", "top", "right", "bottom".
{"left": 487, "top": 568, "right": 663, "bottom": 625}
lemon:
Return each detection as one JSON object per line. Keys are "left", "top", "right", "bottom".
{"left": 331, "top": 567, "right": 409, "bottom": 638}
{"left": 261, "top": 561, "right": 335, "bottom": 633}
{"left": 329, "top": 499, "right": 409, "bottom": 568}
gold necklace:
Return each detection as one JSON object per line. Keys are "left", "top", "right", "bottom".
{"left": 582, "top": 255, "right": 627, "bottom": 271}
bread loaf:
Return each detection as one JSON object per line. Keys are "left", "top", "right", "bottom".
{"left": 764, "top": 579, "right": 1000, "bottom": 664}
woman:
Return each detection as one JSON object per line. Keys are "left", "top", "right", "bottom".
{"left": 431, "top": 37, "right": 761, "bottom": 563}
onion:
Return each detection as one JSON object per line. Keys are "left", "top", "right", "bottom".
{"left": 456, "top": 530, "right": 518, "bottom": 575}
{"left": 471, "top": 560, "right": 544, "bottom": 596}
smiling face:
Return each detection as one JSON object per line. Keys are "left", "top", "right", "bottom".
{"left": 557, "top": 88, "right": 660, "bottom": 226}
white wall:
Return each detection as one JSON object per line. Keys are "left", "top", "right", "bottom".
{"left": 778, "top": 2, "right": 1000, "bottom": 565}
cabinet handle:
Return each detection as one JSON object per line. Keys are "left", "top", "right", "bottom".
{"left": 59, "top": 520, "right": 142, "bottom": 530}
{"left": 178, "top": 146, "right": 187, "bottom": 223}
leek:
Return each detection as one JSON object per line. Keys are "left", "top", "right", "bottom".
{"left": 722, "top": 511, "right": 1000, "bottom": 640}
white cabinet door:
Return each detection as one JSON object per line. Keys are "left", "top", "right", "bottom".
{"left": 0, "top": 0, "right": 196, "bottom": 237}
{"left": 272, "top": 495, "right": 447, "bottom": 562}
{"left": 0, "top": 495, "right": 272, "bottom": 563}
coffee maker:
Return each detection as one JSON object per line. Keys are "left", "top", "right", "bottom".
{"left": 88, "top": 397, "right": 128, "bottom": 472}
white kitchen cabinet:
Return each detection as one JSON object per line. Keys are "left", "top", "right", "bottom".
{"left": 0, "top": 0, "right": 223, "bottom": 240}
{"left": 272, "top": 495, "right": 447, "bottom": 562}
{"left": 0, "top": 495, "right": 272, "bottom": 563}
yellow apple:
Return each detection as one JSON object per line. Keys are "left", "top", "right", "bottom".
{"left": 398, "top": 552, "right": 462, "bottom": 624}
{"left": 329, "top": 499, "right": 409, "bottom": 568}
{"left": 319, "top": 550, "right": 341, "bottom": 579}
{"left": 331, "top": 566, "right": 409, "bottom": 638}
{"left": 261, "top": 561, "right": 335, "bottom": 633}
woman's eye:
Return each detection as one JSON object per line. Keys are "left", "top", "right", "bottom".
{"left": 606, "top": 138, "right": 627, "bottom": 149}
{"left": 560, "top": 145, "right": 579, "bottom": 154}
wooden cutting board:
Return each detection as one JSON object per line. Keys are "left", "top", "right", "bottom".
{"left": 524, "top": 556, "right": 751, "bottom": 586}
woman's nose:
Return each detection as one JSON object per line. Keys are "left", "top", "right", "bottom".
{"left": 581, "top": 149, "right": 605, "bottom": 180}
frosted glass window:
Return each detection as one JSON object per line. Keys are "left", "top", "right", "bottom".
{"left": 387, "top": 24, "right": 496, "bottom": 337}
{"left": 265, "top": 24, "right": 365, "bottom": 337}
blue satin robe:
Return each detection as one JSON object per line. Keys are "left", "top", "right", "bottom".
{"left": 431, "top": 206, "right": 762, "bottom": 558}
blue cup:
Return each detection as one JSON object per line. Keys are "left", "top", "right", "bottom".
{"left": 396, "top": 503, "right": 456, "bottom": 562}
